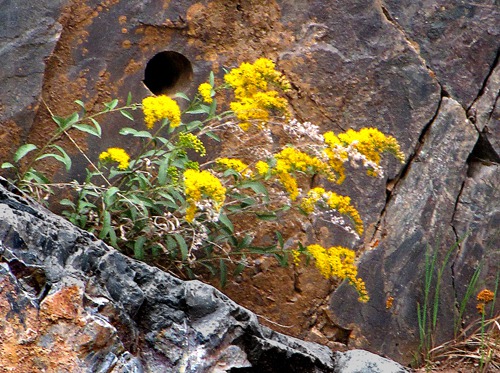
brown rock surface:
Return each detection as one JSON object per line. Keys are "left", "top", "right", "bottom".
{"left": 0, "top": 0, "right": 498, "bottom": 366}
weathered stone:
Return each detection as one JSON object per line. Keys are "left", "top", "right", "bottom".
{"left": 333, "top": 350, "right": 409, "bottom": 373}
{"left": 0, "top": 0, "right": 67, "bottom": 159}
{"left": 329, "top": 98, "right": 479, "bottom": 363}
{"left": 0, "top": 180, "right": 410, "bottom": 372}
{"left": 1, "top": 0, "right": 498, "bottom": 367}
{"left": 383, "top": 0, "right": 500, "bottom": 108}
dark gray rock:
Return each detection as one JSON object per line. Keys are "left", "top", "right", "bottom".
{"left": 0, "top": 180, "right": 409, "bottom": 372}
{"left": 329, "top": 97, "right": 480, "bottom": 363}
{"left": 334, "top": 350, "right": 409, "bottom": 373}
{"left": 382, "top": 0, "right": 500, "bottom": 108}
{"left": 0, "top": 1, "right": 67, "bottom": 149}
{"left": 1, "top": 0, "right": 498, "bottom": 367}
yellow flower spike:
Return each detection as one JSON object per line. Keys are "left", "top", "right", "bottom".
{"left": 216, "top": 158, "right": 252, "bottom": 177}
{"left": 99, "top": 147, "right": 130, "bottom": 170}
{"left": 224, "top": 58, "right": 291, "bottom": 130}
{"left": 306, "top": 244, "right": 369, "bottom": 302}
{"left": 255, "top": 161, "right": 270, "bottom": 176}
{"left": 178, "top": 133, "right": 206, "bottom": 156}
{"left": 276, "top": 172, "right": 299, "bottom": 201}
{"left": 198, "top": 82, "right": 213, "bottom": 104}
{"left": 477, "top": 289, "right": 494, "bottom": 303}
{"left": 142, "top": 95, "right": 181, "bottom": 129}
{"left": 183, "top": 169, "right": 226, "bottom": 223}
{"left": 300, "top": 188, "right": 363, "bottom": 235}
{"left": 291, "top": 250, "right": 301, "bottom": 266}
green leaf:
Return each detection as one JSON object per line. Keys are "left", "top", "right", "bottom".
{"left": 119, "top": 127, "right": 152, "bottom": 138}
{"left": 174, "top": 92, "right": 190, "bottom": 101}
{"left": 274, "top": 253, "right": 288, "bottom": 267}
{"left": 24, "top": 169, "right": 50, "bottom": 184}
{"left": 99, "top": 211, "right": 112, "bottom": 240}
{"left": 126, "top": 92, "right": 133, "bottom": 106}
{"left": 158, "top": 161, "right": 168, "bottom": 186}
{"left": 209, "top": 71, "right": 215, "bottom": 86}
{"left": 134, "top": 236, "right": 147, "bottom": 260}
{"left": 185, "top": 105, "right": 210, "bottom": 115}
{"left": 185, "top": 120, "right": 203, "bottom": 131}
{"left": 256, "top": 212, "right": 277, "bottom": 221}
{"left": 89, "top": 118, "right": 102, "bottom": 137}
{"left": 276, "top": 231, "right": 284, "bottom": 249}
{"left": 1, "top": 162, "right": 15, "bottom": 169}
{"left": 74, "top": 99, "right": 85, "bottom": 109}
{"left": 103, "top": 186, "right": 120, "bottom": 206}
{"left": 104, "top": 99, "right": 119, "bottom": 111}
{"left": 209, "top": 98, "right": 217, "bottom": 117}
{"left": 73, "top": 123, "right": 101, "bottom": 138}
{"left": 174, "top": 233, "right": 188, "bottom": 261}
{"left": 218, "top": 214, "right": 234, "bottom": 233}
{"left": 59, "top": 198, "right": 75, "bottom": 208}
{"left": 66, "top": 112, "right": 80, "bottom": 128}
{"left": 36, "top": 145, "right": 72, "bottom": 172}
{"left": 233, "top": 261, "right": 246, "bottom": 277}
{"left": 120, "top": 109, "right": 134, "bottom": 121}
{"left": 237, "top": 234, "right": 253, "bottom": 249}
{"left": 14, "top": 144, "right": 37, "bottom": 162}
{"left": 205, "top": 131, "right": 220, "bottom": 142}
{"left": 239, "top": 181, "right": 269, "bottom": 199}
{"left": 219, "top": 259, "right": 227, "bottom": 287}
{"left": 52, "top": 115, "right": 67, "bottom": 129}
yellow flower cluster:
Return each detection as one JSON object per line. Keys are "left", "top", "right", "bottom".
{"left": 178, "top": 133, "right": 206, "bottom": 156}
{"left": 272, "top": 148, "right": 333, "bottom": 201}
{"left": 99, "top": 147, "right": 130, "bottom": 170}
{"left": 142, "top": 95, "right": 181, "bottom": 129}
{"left": 306, "top": 244, "right": 369, "bottom": 302}
{"left": 300, "top": 187, "right": 363, "bottom": 235}
{"left": 324, "top": 128, "right": 404, "bottom": 177}
{"left": 224, "top": 58, "right": 290, "bottom": 130}
{"left": 183, "top": 169, "right": 226, "bottom": 222}
{"left": 476, "top": 288, "right": 495, "bottom": 314}
{"left": 198, "top": 82, "right": 213, "bottom": 104}
{"left": 255, "top": 160, "right": 270, "bottom": 176}
{"left": 216, "top": 158, "right": 252, "bottom": 177}
{"left": 386, "top": 296, "right": 394, "bottom": 309}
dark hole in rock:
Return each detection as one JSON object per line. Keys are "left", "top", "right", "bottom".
{"left": 466, "top": 129, "right": 500, "bottom": 177}
{"left": 143, "top": 51, "right": 193, "bottom": 95}
{"left": 6, "top": 258, "right": 48, "bottom": 298}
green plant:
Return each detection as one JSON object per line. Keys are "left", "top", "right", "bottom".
{"left": 416, "top": 239, "right": 460, "bottom": 366}
{"left": 415, "top": 235, "right": 499, "bottom": 371}
{"left": 2, "top": 58, "right": 404, "bottom": 298}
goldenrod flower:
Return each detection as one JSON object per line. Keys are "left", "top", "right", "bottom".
{"left": 300, "top": 188, "right": 363, "bottom": 235}
{"left": 99, "top": 147, "right": 130, "bottom": 170}
{"left": 255, "top": 160, "right": 269, "bottom": 176}
{"left": 224, "top": 58, "right": 290, "bottom": 130}
{"left": 291, "top": 250, "right": 301, "bottom": 266}
{"left": 386, "top": 296, "right": 394, "bottom": 309}
{"left": 183, "top": 169, "right": 226, "bottom": 222}
{"left": 216, "top": 158, "right": 252, "bottom": 177}
{"left": 178, "top": 133, "right": 206, "bottom": 156}
{"left": 306, "top": 244, "right": 369, "bottom": 302}
{"left": 477, "top": 289, "right": 494, "bottom": 303}
{"left": 477, "top": 302, "right": 485, "bottom": 314}
{"left": 142, "top": 95, "right": 181, "bottom": 129}
{"left": 198, "top": 82, "right": 213, "bottom": 104}
{"left": 476, "top": 288, "right": 494, "bottom": 315}
{"left": 270, "top": 147, "right": 333, "bottom": 201}
{"left": 276, "top": 172, "right": 299, "bottom": 201}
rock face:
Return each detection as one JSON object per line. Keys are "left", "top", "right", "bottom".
{"left": 0, "top": 0, "right": 499, "bottom": 366}
{"left": 0, "top": 181, "right": 409, "bottom": 372}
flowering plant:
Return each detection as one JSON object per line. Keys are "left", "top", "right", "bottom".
{"left": 2, "top": 58, "right": 404, "bottom": 300}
